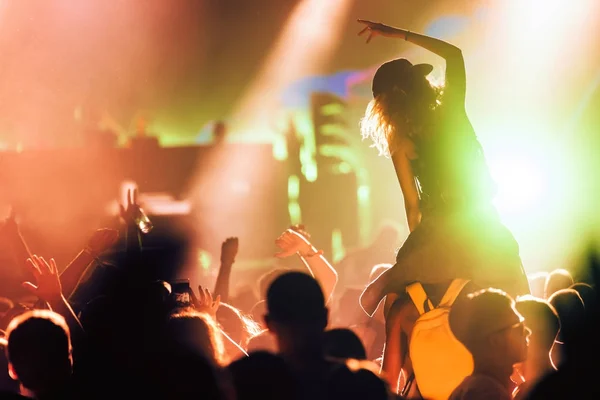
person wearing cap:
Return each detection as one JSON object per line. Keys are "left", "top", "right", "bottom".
{"left": 448, "top": 289, "right": 531, "bottom": 400}
{"left": 356, "top": 20, "right": 530, "bottom": 319}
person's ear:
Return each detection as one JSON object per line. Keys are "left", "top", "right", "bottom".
{"left": 8, "top": 363, "right": 18, "bottom": 381}
{"left": 264, "top": 314, "right": 275, "bottom": 333}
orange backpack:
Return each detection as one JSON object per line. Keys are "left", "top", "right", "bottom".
{"left": 406, "top": 279, "right": 474, "bottom": 400}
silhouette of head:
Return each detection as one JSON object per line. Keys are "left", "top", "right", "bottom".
{"left": 515, "top": 295, "right": 560, "bottom": 352}
{"left": 323, "top": 328, "right": 367, "bottom": 360}
{"left": 544, "top": 269, "right": 574, "bottom": 299}
{"left": 362, "top": 58, "right": 439, "bottom": 156}
{"left": 6, "top": 310, "right": 72, "bottom": 394}
{"left": 450, "top": 288, "right": 529, "bottom": 366}
{"left": 371, "top": 59, "right": 433, "bottom": 99}
{"left": 264, "top": 272, "right": 328, "bottom": 353}
{"left": 548, "top": 288, "right": 585, "bottom": 345}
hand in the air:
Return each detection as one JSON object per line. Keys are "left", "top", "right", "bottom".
{"left": 274, "top": 229, "right": 322, "bottom": 259}
{"left": 23, "top": 255, "right": 63, "bottom": 302}
{"left": 119, "top": 189, "right": 140, "bottom": 224}
{"left": 196, "top": 285, "right": 221, "bottom": 317}
{"left": 220, "top": 237, "right": 239, "bottom": 265}
{"left": 357, "top": 19, "right": 395, "bottom": 43}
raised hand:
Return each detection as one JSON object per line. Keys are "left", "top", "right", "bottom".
{"left": 357, "top": 19, "right": 397, "bottom": 43}
{"left": 86, "top": 228, "right": 119, "bottom": 257}
{"left": 289, "top": 224, "right": 311, "bottom": 240}
{"left": 23, "top": 255, "right": 63, "bottom": 302}
{"left": 220, "top": 237, "right": 239, "bottom": 265}
{"left": 275, "top": 228, "right": 323, "bottom": 259}
{"left": 119, "top": 188, "right": 139, "bottom": 224}
{"left": 119, "top": 188, "right": 153, "bottom": 235}
{"left": 196, "top": 285, "right": 220, "bottom": 317}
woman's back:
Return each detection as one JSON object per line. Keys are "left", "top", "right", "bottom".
{"left": 411, "top": 103, "right": 496, "bottom": 215}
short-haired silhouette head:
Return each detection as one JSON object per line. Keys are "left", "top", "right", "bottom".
{"left": 544, "top": 269, "right": 574, "bottom": 299}
{"left": 6, "top": 310, "right": 72, "bottom": 394}
{"left": 548, "top": 288, "right": 585, "bottom": 344}
{"left": 324, "top": 328, "right": 367, "bottom": 360}
{"left": 516, "top": 295, "right": 560, "bottom": 351}
{"left": 264, "top": 272, "right": 328, "bottom": 356}
{"left": 527, "top": 272, "right": 549, "bottom": 299}
{"left": 266, "top": 272, "right": 326, "bottom": 325}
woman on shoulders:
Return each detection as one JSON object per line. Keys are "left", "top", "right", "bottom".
{"left": 356, "top": 20, "right": 529, "bottom": 317}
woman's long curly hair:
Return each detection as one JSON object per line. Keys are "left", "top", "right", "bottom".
{"left": 360, "top": 75, "right": 442, "bottom": 157}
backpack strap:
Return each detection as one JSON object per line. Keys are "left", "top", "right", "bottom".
{"left": 438, "top": 279, "right": 470, "bottom": 308}
{"left": 406, "top": 282, "right": 435, "bottom": 316}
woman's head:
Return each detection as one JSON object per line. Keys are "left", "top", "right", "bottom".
{"left": 361, "top": 58, "right": 439, "bottom": 156}
{"left": 166, "top": 309, "right": 227, "bottom": 365}
{"left": 216, "top": 303, "right": 261, "bottom": 350}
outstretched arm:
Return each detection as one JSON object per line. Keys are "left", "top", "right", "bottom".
{"left": 358, "top": 20, "right": 466, "bottom": 107}
{"left": 119, "top": 189, "right": 148, "bottom": 270}
{"left": 274, "top": 228, "right": 338, "bottom": 303}
{"left": 213, "top": 237, "right": 238, "bottom": 304}
{"left": 60, "top": 229, "right": 119, "bottom": 300}
{"left": 24, "top": 256, "right": 84, "bottom": 348}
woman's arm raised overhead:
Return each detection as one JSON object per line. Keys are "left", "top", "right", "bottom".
{"left": 358, "top": 20, "right": 466, "bottom": 108}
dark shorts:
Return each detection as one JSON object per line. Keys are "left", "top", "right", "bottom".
{"left": 360, "top": 209, "right": 529, "bottom": 316}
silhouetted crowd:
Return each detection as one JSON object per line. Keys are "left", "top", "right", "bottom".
{"left": 0, "top": 198, "right": 598, "bottom": 400}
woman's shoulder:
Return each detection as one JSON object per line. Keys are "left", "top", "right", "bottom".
{"left": 392, "top": 135, "right": 418, "bottom": 160}
{"left": 438, "top": 98, "right": 468, "bottom": 122}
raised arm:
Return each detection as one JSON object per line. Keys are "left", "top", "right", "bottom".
{"left": 60, "top": 228, "right": 119, "bottom": 300}
{"left": 24, "top": 256, "right": 84, "bottom": 348}
{"left": 274, "top": 227, "right": 338, "bottom": 303}
{"left": 358, "top": 20, "right": 466, "bottom": 107}
{"left": 119, "top": 189, "right": 148, "bottom": 270}
{"left": 213, "top": 237, "right": 239, "bottom": 304}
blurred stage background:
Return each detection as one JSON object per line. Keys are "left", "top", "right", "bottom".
{"left": 0, "top": 0, "right": 599, "bottom": 284}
